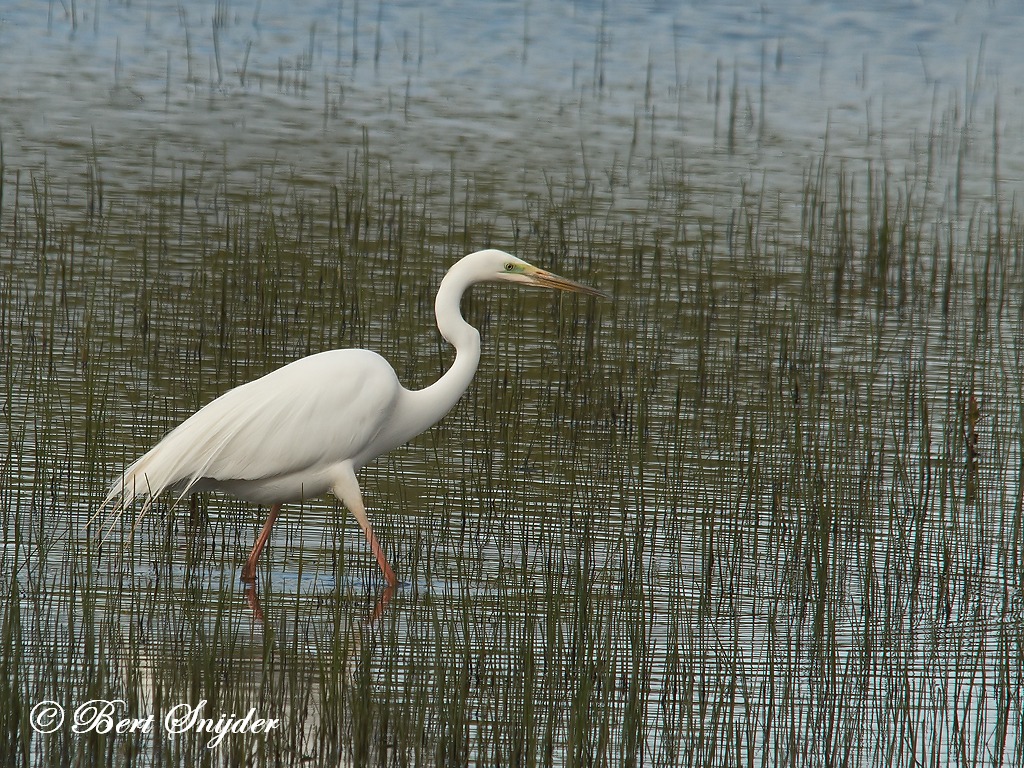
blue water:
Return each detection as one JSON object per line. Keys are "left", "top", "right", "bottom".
{"left": 1, "top": 0, "right": 1021, "bottom": 198}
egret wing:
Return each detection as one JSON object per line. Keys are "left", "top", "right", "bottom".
{"left": 102, "top": 349, "right": 401, "bottom": 515}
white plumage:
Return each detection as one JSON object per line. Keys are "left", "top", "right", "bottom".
{"left": 103, "top": 349, "right": 399, "bottom": 509}
{"left": 99, "top": 249, "right": 606, "bottom": 586}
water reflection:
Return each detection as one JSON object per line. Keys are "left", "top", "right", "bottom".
{"left": 243, "top": 568, "right": 395, "bottom": 626}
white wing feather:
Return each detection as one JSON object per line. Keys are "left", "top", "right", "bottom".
{"left": 100, "top": 349, "right": 403, "bottom": 521}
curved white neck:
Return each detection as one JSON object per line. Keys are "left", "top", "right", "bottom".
{"left": 427, "top": 269, "right": 482, "bottom": 406}
{"left": 390, "top": 267, "right": 482, "bottom": 444}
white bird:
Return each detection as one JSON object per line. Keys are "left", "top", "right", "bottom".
{"left": 99, "top": 249, "right": 606, "bottom": 587}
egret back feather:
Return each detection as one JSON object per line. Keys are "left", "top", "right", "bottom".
{"left": 99, "top": 349, "right": 402, "bottom": 526}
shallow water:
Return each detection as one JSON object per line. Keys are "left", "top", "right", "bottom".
{"left": 4, "top": 1, "right": 1023, "bottom": 196}
{"left": 3, "top": 1, "right": 1024, "bottom": 766}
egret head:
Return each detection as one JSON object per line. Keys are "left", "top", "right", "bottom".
{"left": 464, "top": 249, "right": 609, "bottom": 298}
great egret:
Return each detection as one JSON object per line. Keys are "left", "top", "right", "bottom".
{"left": 100, "top": 249, "right": 606, "bottom": 587}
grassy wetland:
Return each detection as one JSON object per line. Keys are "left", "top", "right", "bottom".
{"left": 2, "top": 1, "right": 1024, "bottom": 766}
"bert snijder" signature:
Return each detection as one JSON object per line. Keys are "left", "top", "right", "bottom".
{"left": 30, "top": 698, "right": 281, "bottom": 748}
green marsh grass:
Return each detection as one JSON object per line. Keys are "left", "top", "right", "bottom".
{"left": 2, "top": 91, "right": 1024, "bottom": 767}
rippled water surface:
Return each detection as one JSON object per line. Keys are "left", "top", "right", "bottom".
{"left": 2, "top": 1, "right": 1024, "bottom": 766}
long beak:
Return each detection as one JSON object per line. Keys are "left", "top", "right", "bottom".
{"left": 526, "top": 267, "right": 610, "bottom": 299}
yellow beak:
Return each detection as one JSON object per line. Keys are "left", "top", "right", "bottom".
{"left": 525, "top": 267, "right": 610, "bottom": 299}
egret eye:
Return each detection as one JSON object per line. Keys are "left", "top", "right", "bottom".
{"left": 504, "top": 262, "right": 515, "bottom": 272}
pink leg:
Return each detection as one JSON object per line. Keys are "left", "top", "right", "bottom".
{"left": 361, "top": 519, "right": 397, "bottom": 587}
{"left": 335, "top": 462, "right": 398, "bottom": 587}
{"left": 241, "top": 503, "right": 282, "bottom": 583}
{"left": 367, "top": 585, "right": 396, "bottom": 625}
{"left": 244, "top": 582, "right": 265, "bottom": 622}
